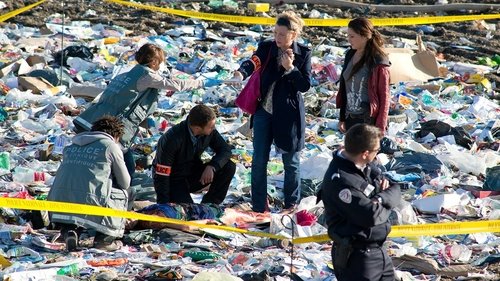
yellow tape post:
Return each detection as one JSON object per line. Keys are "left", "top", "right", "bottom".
{"left": 1, "top": 198, "right": 499, "bottom": 245}
{"left": 105, "top": 0, "right": 500, "bottom": 27}
{"left": 0, "top": 0, "right": 46, "bottom": 23}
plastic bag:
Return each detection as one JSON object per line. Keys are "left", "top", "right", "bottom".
{"left": 380, "top": 137, "right": 400, "bottom": 154}
{"left": 484, "top": 166, "right": 500, "bottom": 191}
{"left": 53, "top": 45, "right": 94, "bottom": 67}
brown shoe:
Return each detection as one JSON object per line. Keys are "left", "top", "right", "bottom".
{"left": 65, "top": 230, "right": 78, "bottom": 252}
{"left": 93, "top": 240, "right": 123, "bottom": 251}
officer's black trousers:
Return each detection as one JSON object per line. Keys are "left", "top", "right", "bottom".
{"left": 332, "top": 245, "right": 395, "bottom": 281}
{"left": 168, "top": 161, "right": 236, "bottom": 204}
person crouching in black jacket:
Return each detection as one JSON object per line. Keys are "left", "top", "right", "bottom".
{"left": 320, "top": 123, "right": 401, "bottom": 281}
{"left": 153, "top": 104, "right": 236, "bottom": 204}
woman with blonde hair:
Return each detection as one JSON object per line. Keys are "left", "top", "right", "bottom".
{"left": 337, "top": 17, "right": 391, "bottom": 134}
{"left": 232, "top": 11, "right": 312, "bottom": 212}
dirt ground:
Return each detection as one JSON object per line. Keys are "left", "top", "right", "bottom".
{"left": 4, "top": 0, "right": 500, "bottom": 87}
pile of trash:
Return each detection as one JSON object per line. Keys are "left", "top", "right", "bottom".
{"left": 0, "top": 7, "right": 499, "bottom": 281}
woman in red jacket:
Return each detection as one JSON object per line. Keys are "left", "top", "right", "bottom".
{"left": 337, "top": 17, "right": 391, "bottom": 134}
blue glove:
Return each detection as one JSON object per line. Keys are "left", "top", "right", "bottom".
{"left": 204, "top": 78, "right": 222, "bottom": 88}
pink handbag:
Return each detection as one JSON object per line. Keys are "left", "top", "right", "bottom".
{"left": 235, "top": 49, "right": 272, "bottom": 114}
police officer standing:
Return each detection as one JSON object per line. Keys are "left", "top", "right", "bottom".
{"left": 320, "top": 124, "right": 401, "bottom": 281}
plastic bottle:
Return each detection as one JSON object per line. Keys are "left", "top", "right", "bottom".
{"left": 267, "top": 185, "right": 279, "bottom": 199}
{"left": 12, "top": 167, "right": 47, "bottom": 183}
{"left": 56, "top": 263, "right": 79, "bottom": 276}
{"left": 0, "top": 107, "right": 7, "bottom": 122}
{"left": 478, "top": 120, "right": 495, "bottom": 142}
{"left": 420, "top": 90, "right": 441, "bottom": 108}
{"left": 492, "top": 54, "right": 500, "bottom": 65}
{"left": 397, "top": 82, "right": 406, "bottom": 95}
{"left": 444, "top": 244, "right": 472, "bottom": 262}
{"left": 267, "top": 162, "right": 283, "bottom": 175}
{"left": 0, "top": 152, "right": 10, "bottom": 171}
{"left": 52, "top": 135, "right": 69, "bottom": 155}
{"left": 405, "top": 109, "right": 418, "bottom": 124}
{"left": 159, "top": 119, "right": 168, "bottom": 132}
{"left": 182, "top": 250, "right": 220, "bottom": 262}
{"left": 230, "top": 253, "right": 249, "bottom": 265}
{"left": 104, "top": 37, "right": 120, "bottom": 45}
{"left": 191, "top": 93, "right": 202, "bottom": 103}
{"left": 255, "top": 238, "right": 289, "bottom": 248}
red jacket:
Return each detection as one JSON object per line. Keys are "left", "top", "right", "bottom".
{"left": 336, "top": 49, "right": 391, "bottom": 133}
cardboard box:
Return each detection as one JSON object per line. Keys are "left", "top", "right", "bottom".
{"left": 248, "top": 3, "right": 270, "bottom": 12}
{"left": 386, "top": 34, "right": 440, "bottom": 84}
{"left": 26, "top": 55, "right": 46, "bottom": 66}
{"left": 67, "top": 84, "right": 104, "bottom": 101}
{"left": 18, "top": 76, "right": 54, "bottom": 94}
{"left": 386, "top": 48, "right": 440, "bottom": 83}
{"left": 0, "top": 59, "right": 31, "bottom": 78}
{"left": 461, "top": 185, "right": 500, "bottom": 198}
{"left": 15, "top": 37, "right": 53, "bottom": 49}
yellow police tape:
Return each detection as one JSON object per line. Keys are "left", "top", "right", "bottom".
{"left": 0, "top": 0, "right": 46, "bottom": 23}
{"left": 294, "top": 220, "right": 500, "bottom": 244}
{"left": 105, "top": 0, "right": 500, "bottom": 27}
{"left": 0, "top": 198, "right": 284, "bottom": 240}
{"left": 1, "top": 198, "right": 499, "bottom": 244}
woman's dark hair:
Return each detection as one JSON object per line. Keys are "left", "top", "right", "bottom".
{"left": 348, "top": 17, "right": 387, "bottom": 78}
{"left": 91, "top": 115, "right": 125, "bottom": 139}
{"left": 188, "top": 104, "right": 216, "bottom": 127}
{"left": 135, "top": 43, "right": 165, "bottom": 68}
{"left": 344, "top": 124, "right": 383, "bottom": 155}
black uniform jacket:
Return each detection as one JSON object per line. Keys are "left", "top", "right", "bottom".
{"left": 152, "top": 119, "right": 232, "bottom": 202}
{"left": 321, "top": 150, "right": 401, "bottom": 244}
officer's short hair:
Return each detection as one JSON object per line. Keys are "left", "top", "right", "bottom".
{"left": 91, "top": 115, "right": 125, "bottom": 139}
{"left": 188, "top": 104, "right": 216, "bottom": 127}
{"left": 344, "top": 124, "right": 382, "bottom": 155}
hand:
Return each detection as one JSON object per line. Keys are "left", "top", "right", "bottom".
{"left": 204, "top": 78, "right": 222, "bottom": 88}
{"left": 380, "top": 178, "right": 390, "bottom": 190}
{"left": 199, "top": 165, "right": 215, "bottom": 185}
{"left": 338, "top": 121, "right": 346, "bottom": 133}
{"left": 233, "top": 71, "right": 243, "bottom": 81}
{"left": 225, "top": 71, "right": 244, "bottom": 86}
{"left": 281, "top": 48, "right": 294, "bottom": 71}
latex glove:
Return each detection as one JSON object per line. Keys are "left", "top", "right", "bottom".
{"left": 204, "top": 78, "right": 222, "bottom": 88}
